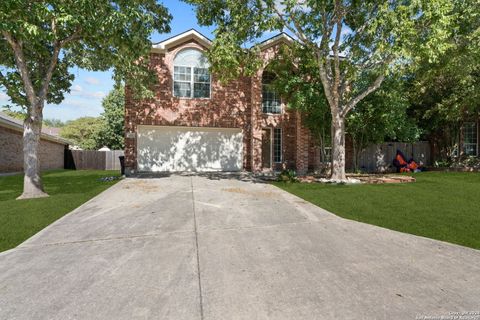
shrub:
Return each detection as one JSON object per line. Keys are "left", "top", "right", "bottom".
{"left": 277, "top": 169, "right": 298, "bottom": 183}
{"left": 434, "top": 157, "right": 480, "bottom": 170}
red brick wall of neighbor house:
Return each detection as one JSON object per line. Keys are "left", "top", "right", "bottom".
{"left": 124, "top": 39, "right": 318, "bottom": 173}
{"left": 0, "top": 126, "right": 65, "bottom": 173}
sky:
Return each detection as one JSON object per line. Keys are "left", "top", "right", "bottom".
{"left": 0, "top": 1, "right": 217, "bottom": 122}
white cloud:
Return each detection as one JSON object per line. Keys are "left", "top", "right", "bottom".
{"left": 85, "top": 77, "right": 101, "bottom": 85}
{"left": 89, "top": 91, "right": 106, "bottom": 99}
{"left": 71, "top": 86, "right": 105, "bottom": 99}
{"left": 71, "top": 84, "right": 83, "bottom": 93}
{"left": 63, "top": 100, "right": 93, "bottom": 109}
{"left": 44, "top": 98, "right": 104, "bottom": 121}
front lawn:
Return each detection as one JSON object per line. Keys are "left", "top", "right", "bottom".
{"left": 274, "top": 172, "right": 480, "bottom": 249}
{"left": 0, "top": 170, "right": 121, "bottom": 252}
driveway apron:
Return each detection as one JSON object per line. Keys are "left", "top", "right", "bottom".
{"left": 0, "top": 175, "right": 479, "bottom": 320}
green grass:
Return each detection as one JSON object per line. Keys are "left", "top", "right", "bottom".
{"left": 274, "top": 172, "right": 480, "bottom": 249}
{"left": 0, "top": 170, "right": 121, "bottom": 252}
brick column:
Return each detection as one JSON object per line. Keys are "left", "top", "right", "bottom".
{"left": 124, "top": 85, "right": 136, "bottom": 175}
{"left": 250, "top": 71, "right": 263, "bottom": 172}
{"left": 295, "top": 112, "right": 309, "bottom": 174}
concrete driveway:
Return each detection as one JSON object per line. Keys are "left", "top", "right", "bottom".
{"left": 1, "top": 175, "right": 479, "bottom": 320}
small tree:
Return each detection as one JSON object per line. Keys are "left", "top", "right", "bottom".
{"left": 97, "top": 86, "right": 125, "bottom": 150}
{"left": 347, "top": 77, "right": 420, "bottom": 171}
{"left": 409, "top": 0, "right": 480, "bottom": 160}
{"left": 1, "top": 107, "right": 25, "bottom": 120}
{"left": 0, "top": 1, "right": 171, "bottom": 198}
{"left": 268, "top": 45, "right": 331, "bottom": 167}
{"left": 43, "top": 118, "right": 65, "bottom": 128}
{"left": 186, "top": 0, "right": 453, "bottom": 180}
{"left": 60, "top": 117, "right": 104, "bottom": 150}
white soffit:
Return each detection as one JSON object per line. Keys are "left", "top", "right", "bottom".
{"left": 257, "top": 33, "right": 294, "bottom": 50}
{"left": 152, "top": 29, "right": 212, "bottom": 53}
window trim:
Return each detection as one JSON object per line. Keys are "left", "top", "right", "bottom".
{"left": 192, "top": 66, "right": 211, "bottom": 99}
{"left": 273, "top": 128, "right": 282, "bottom": 163}
{"left": 172, "top": 48, "right": 212, "bottom": 99}
{"left": 173, "top": 64, "right": 211, "bottom": 99}
{"left": 463, "top": 121, "right": 478, "bottom": 156}
{"left": 173, "top": 65, "right": 193, "bottom": 98}
{"left": 261, "top": 72, "right": 283, "bottom": 115}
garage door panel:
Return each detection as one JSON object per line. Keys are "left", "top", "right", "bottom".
{"left": 137, "top": 126, "right": 243, "bottom": 172}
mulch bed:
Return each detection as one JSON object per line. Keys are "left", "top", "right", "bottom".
{"left": 351, "top": 174, "right": 416, "bottom": 184}
{"left": 298, "top": 174, "right": 416, "bottom": 184}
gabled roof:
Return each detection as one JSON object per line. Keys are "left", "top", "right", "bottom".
{"left": 151, "top": 29, "right": 294, "bottom": 53}
{"left": 258, "top": 33, "right": 295, "bottom": 50}
{"left": 152, "top": 29, "right": 212, "bottom": 53}
{"left": 0, "top": 111, "right": 70, "bottom": 145}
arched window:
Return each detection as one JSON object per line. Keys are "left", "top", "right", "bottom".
{"left": 173, "top": 49, "right": 211, "bottom": 98}
{"left": 262, "top": 71, "right": 281, "bottom": 114}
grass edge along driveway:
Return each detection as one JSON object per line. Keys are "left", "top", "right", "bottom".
{"left": 0, "top": 170, "right": 121, "bottom": 252}
{"left": 274, "top": 172, "right": 480, "bottom": 250}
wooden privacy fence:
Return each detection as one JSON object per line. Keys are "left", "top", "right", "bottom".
{"left": 65, "top": 150, "right": 124, "bottom": 170}
{"left": 356, "top": 141, "right": 431, "bottom": 173}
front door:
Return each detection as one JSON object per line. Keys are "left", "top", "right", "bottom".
{"left": 261, "top": 129, "right": 272, "bottom": 169}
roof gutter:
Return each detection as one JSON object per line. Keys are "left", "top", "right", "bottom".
{"left": 0, "top": 117, "right": 70, "bottom": 145}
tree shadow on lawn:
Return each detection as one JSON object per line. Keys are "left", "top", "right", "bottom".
{"left": 275, "top": 171, "right": 480, "bottom": 249}
{"left": 0, "top": 169, "right": 121, "bottom": 252}
{"left": 0, "top": 169, "right": 121, "bottom": 201}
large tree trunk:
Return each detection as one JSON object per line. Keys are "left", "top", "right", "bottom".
{"left": 330, "top": 114, "right": 347, "bottom": 181}
{"left": 17, "top": 105, "right": 48, "bottom": 199}
{"left": 2, "top": 31, "right": 62, "bottom": 199}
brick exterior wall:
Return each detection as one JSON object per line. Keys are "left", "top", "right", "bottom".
{"left": 125, "top": 38, "right": 318, "bottom": 174}
{"left": 0, "top": 126, "right": 66, "bottom": 173}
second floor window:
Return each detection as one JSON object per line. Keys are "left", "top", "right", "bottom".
{"left": 262, "top": 71, "right": 282, "bottom": 114}
{"left": 173, "top": 49, "right": 211, "bottom": 98}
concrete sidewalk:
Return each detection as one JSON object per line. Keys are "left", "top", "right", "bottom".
{"left": 0, "top": 175, "right": 479, "bottom": 319}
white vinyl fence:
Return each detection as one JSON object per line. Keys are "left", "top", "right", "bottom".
{"left": 356, "top": 141, "right": 431, "bottom": 173}
{"left": 105, "top": 150, "right": 125, "bottom": 170}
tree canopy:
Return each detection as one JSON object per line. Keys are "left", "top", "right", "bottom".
{"left": 60, "top": 117, "right": 103, "bottom": 150}
{"left": 408, "top": 0, "right": 480, "bottom": 159}
{"left": 347, "top": 76, "right": 420, "bottom": 170}
{"left": 268, "top": 45, "right": 331, "bottom": 165}
{"left": 0, "top": 1, "right": 171, "bottom": 198}
{"left": 186, "top": 0, "right": 454, "bottom": 180}
{"left": 97, "top": 86, "right": 125, "bottom": 150}
{"left": 0, "top": 1, "right": 171, "bottom": 107}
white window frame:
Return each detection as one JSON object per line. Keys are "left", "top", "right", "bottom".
{"left": 173, "top": 65, "right": 211, "bottom": 99}
{"left": 262, "top": 73, "right": 282, "bottom": 115}
{"left": 463, "top": 121, "right": 478, "bottom": 156}
{"left": 273, "top": 128, "right": 282, "bottom": 163}
{"left": 173, "top": 49, "right": 211, "bottom": 99}
{"left": 173, "top": 65, "right": 193, "bottom": 98}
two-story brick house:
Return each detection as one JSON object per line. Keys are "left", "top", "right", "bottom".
{"left": 124, "top": 29, "right": 320, "bottom": 175}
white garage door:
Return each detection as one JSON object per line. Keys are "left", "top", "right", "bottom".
{"left": 137, "top": 125, "right": 243, "bottom": 172}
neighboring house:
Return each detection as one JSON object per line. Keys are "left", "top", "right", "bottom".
{"left": 0, "top": 112, "right": 69, "bottom": 173}
{"left": 459, "top": 119, "right": 479, "bottom": 157}
{"left": 428, "top": 118, "right": 480, "bottom": 162}
{"left": 124, "top": 29, "right": 320, "bottom": 174}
